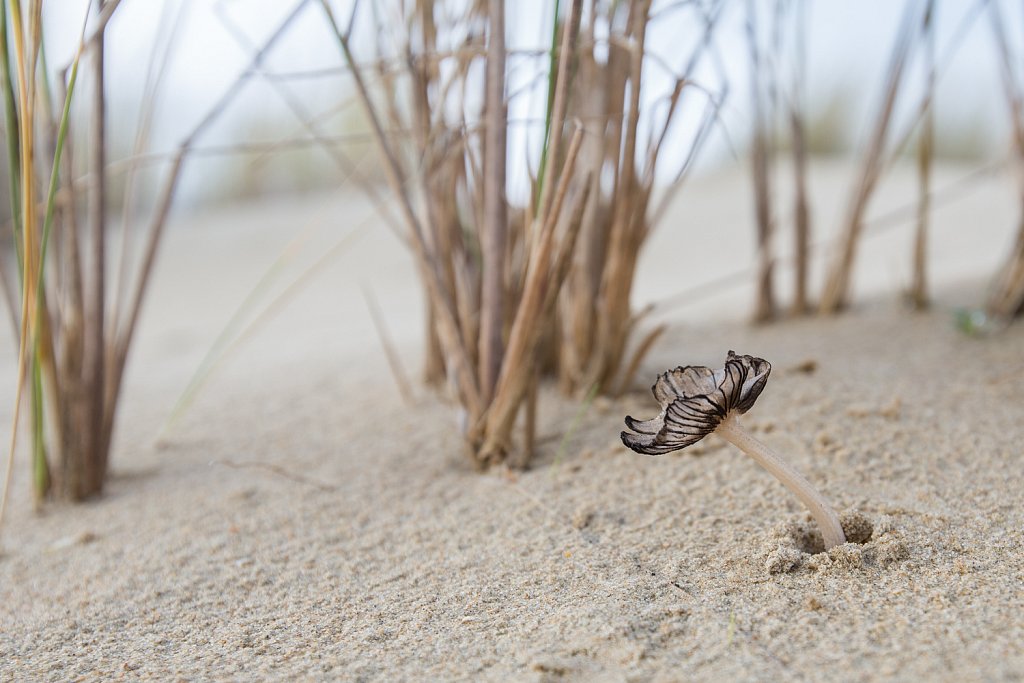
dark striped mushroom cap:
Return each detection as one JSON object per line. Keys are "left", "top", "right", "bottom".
{"left": 621, "top": 351, "right": 771, "bottom": 455}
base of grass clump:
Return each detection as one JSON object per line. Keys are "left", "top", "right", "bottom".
{"left": 761, "top": 511, "right": 909, "bottom": 574}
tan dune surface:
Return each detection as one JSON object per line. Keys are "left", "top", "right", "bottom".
{"left": 1, "top": 161, "right": 1022, "bottom": 681}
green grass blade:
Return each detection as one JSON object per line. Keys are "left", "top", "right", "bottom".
{"left": 161, "top": 232, "right": 311, "bottom": 434}
{"left": 36, "top": 46, "right": 83, "bottom": 301}
{"left": 36, "top": 33, "right": 53, "bottom": 131}
{"left": 30, "top": 358, "right": 49, "bottom": 500}
{"left": 551, "top": 381, "right": 599, "bottom": 471}
{"left": 0, "top": 0, "right": 23, "bottom": 268}
{"left": 162, "top": 223, "right": 366, "bottom": 436}
{"left": 20, "top": 5, "right": 88, "bottom": 507}
{"left": 534, "top": 0, "right": 562, "bottom": 212}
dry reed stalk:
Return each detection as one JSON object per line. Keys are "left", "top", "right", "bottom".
{"left": 986, "top": 1, "right": 1024, "bottom": 318}
{"left": 746, "top": 0, "right": 776, "bottom": 323}
{"left": 8, "top": 0, "right": 70, "bottom": 504}
{"left": 651, "top": 161, "right": 1006, "bottom": 321}
{"left": 362, "top": 284, "right": 414, "bottom": 407}
{"left": 320, "top": 0, "right": 578, "bottom": 466}
{"left": 535, "top": 0, "right": 582, "bottom": 227}
{"left": 2, "top": 0, "right": 314, "bottom": 515}
{"left": 107, "top": 4, "right": 340, "bottom": 482}
{"left": 52, "top": 70, "right": 85, "bottom": 501}
{"left": 321, "top": 0, "right": 484, "bottom": 420}
{"left": 818, "top": 2, "right": 920, "bottom": 314}
{"left": 989, "top": 220, "right": 1024, "bottom": 319}
{"left": 554, "top": 1, "right": 602, "bottom": 395}
{"left": 3, "top": 0, "right": 43, "bottom": 517}
{"left": 819, "top": 0, "right": 981, "bottom": 313}
{"left": 556, "top": 0, "right": 720, "bottom": 396}
{"left": 788, "top": 0, "right": 811, "bottom": 315}
{"left": 479, "top": 0, "right": 508, "bottom": 403}
{"left": 911, "top": 1, "right": 935, "bottom": 310}
{"left": 584, "top": 0, "right": 652, "bottom": 391}
{"left": 614, "top": 322, "right": 666, "bottom": 396}
{"left": 111, "top": 0, "right": 181, "bottom": 325}
{"left": 790, "top": 108, "right": 810, "bottom": 314}
{"left": 476, "top": 126, "right": 587, "bottom": 465}
{"left": 323, "top": 0, "right": 717, "bottom": 465}
{"left": 83, "top": 0, "right": 107, "bottom": 495}
{"left": 881, "top": 1, "right": 986, "bottom": 173}
{"left": 108, "top": 5, "right": 330, "bottom": 452}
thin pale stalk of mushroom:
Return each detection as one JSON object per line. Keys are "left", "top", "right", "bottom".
{"left": 621, "top": 351, "right": 846, "bottom": 550}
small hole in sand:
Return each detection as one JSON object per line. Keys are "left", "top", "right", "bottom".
{"left": 762, "top": 511, "right": 908, "bottom": 575}
{"left": 788, "top": 511, "right": 873, "bottom": 554}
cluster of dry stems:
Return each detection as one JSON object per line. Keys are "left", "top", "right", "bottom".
{"left": 327, "top": 0, "right": 722, "bottom": 467}
{"left": 0, "top": 0, "right": 199, "bottom": 510}
{"left": 0, "top": 0, "right": 332, "bottom": 512}
{"left": 7, "top": 0, "right": 1024, "bottom": 509}
{"left": 753, "top": 0, "right": 1024, "bottom": 321}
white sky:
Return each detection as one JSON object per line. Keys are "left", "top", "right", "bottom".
{"left": 40, "top": 0, "right": 1015, "bottom": 206}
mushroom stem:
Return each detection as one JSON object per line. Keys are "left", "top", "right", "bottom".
{"left": 716, "top": 416, "right": 846, "bottom": 549}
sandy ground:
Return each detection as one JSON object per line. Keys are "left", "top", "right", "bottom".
{"left": 1, "top": 161, "right": 1023, "bottom": 681}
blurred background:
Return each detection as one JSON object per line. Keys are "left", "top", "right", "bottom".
{"left": 33, "top": 0, "right": 1008, "bottom": 209}
{"left": 3, "top": 0, "right": 1023, "bottom": 497}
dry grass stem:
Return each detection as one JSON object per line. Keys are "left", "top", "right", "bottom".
{"left": 986, "top": 1, "right": 1024, "bottom": 319}
{"left": 1, "top": 0, "right": 326, "bottom": 517}
{"left": 911, "top": 1, "right": 935, "bottom": 310}
{"left": 477, "top": 125, "right": 587, "bottom": 464}
{"left": 479, "top": 0, "right": 509, "bottom": 404}
{"left": 789, "top": 0, "right": 811, "bottom": 315}
{"left": 819, "top": 2, "right": 920, "bottom": 314}
{"left": 362, "top": 284, "right": 415, "bottom": 408}
{"left": 320, "top": 0, "right": 482, "bottom": 417}
{"left": 746, "top": 0, "right": 777, "bottom": 323}
{"left": 319, "top": 1, "right": 724, "bottom": 466}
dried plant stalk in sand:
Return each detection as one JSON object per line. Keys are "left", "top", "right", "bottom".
{"left": 476, "top": 128, "right": 588, "bottom": 464}
{"left": 556, "top": 0, "right": 723, "bottom": 394}
{"left": 621, "top": 351, "right": 846, "bottom": 550}
{"left": 324, "top": 0, "right": 720, "bottom": 467}
{"left": 986, "top": 2, "right": 1024, "bottom": 319}
{"left": 911, "top": 1, "right": 935, "bottom": 311}
{"left": 788, "top": 0, "right": 811, "bottom": 316}
{"left": 321, "top": 0, "right": 590, "bottom": 466}
{"left": 83, "top": 0, "right": 108, "bottom": 498}
{"left": 479, "top": 0, "right": 508, "bottom": 404}
{"left": 746, "top": 0, "right": 776, "bottom": 323}
{"left": 0, "top": 0, "right": 99, "bottom": 511}
{"left": 818, "top": 2, "right": 920, "bottom": 314}
{"left": 817, "top": 0, "right": 982, "bottom": 315}
{"left": 1, "top": 1, "right": 295, "bottom": 519}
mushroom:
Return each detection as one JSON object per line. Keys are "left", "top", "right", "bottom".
{"left": 621, "top": 351, "right": 846, "bottom": 549}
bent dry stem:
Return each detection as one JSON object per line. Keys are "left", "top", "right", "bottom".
{"left": 716, "top": 416, "right": 846, "bottom": 549}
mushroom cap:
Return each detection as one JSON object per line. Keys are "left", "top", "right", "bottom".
{"left": 621, "top": 350, "right": 771, "bottom": 455}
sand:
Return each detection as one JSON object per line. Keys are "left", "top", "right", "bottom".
{"left": 1, "top": 161, "right": 1023, "bottom": 681}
